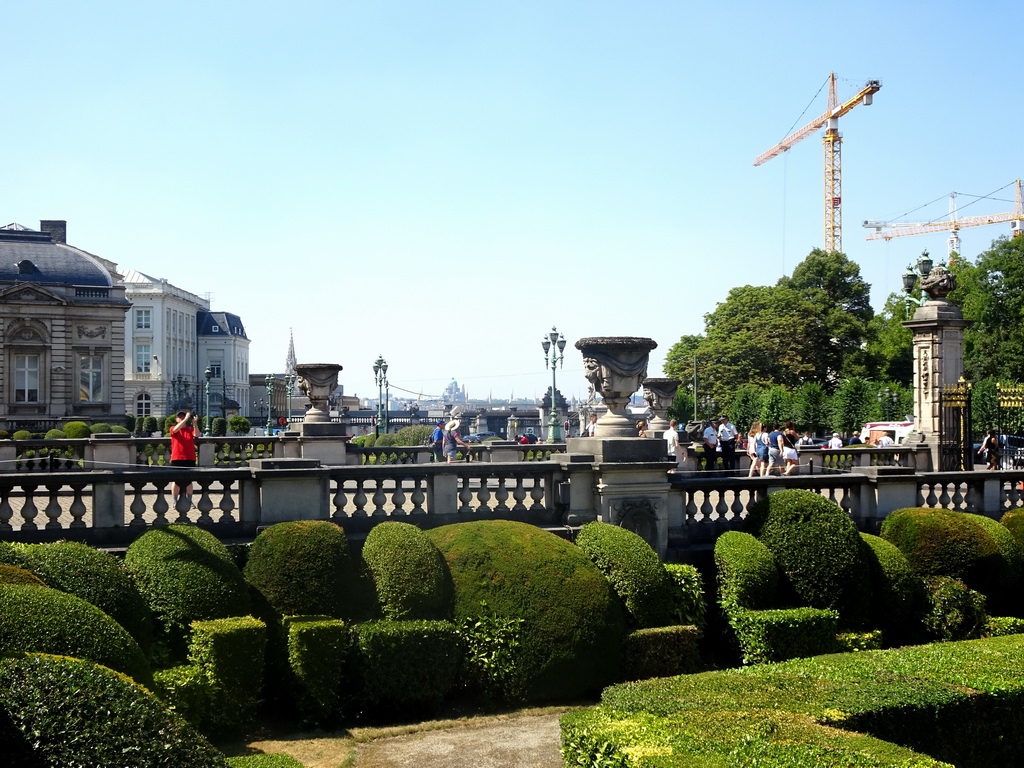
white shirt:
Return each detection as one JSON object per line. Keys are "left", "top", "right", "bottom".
{"left": 828, "top": 436, "right": 843, "bottom": 449}
{"left": 876, "top": 434, "right": 895, "bottom": 448}
{"left": 703, "top": 425, "right": 719, "bottom": 447}
{"left": 718, "top": 421, "right": 738, "bottom": 442}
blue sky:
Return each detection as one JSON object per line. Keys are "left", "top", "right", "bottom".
{"left": 4, "top": 1, "right": 1021, "bottom": 403}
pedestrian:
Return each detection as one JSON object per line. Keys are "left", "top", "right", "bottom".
{"left": 828, "top": 432, "right": 843, "bottom": 450}
{"left": 665, "top": 419, "right": 687, "bottom": 471}
{"left": 636, "top": 420, "right": 648, "bottom": 438}
{"left": 585, "top": 414, "right": 597, "bottom": 437}
{"left": 875, "top": 432, "right": 895, "bottom": 448}
{"left": 170, "top": 409, "right": 198, "bottom": 508}
{"left": 848, "top": 431, "right": 862, "bottom": 445}
{"left": 782, "top": 421, "right": 800, "bottom": 475}
{"left": 442, "top": 419, "right": 471, "bottom": 463}
{"left": 797, "top": 431, "right": 815, "bottom": 447}
{"left": 978, "top": 428, "right": 1000, "bottom": 470}
{"left": 747, "top": 421, "right": 766, "bottom": 477}
{"left": 717, "top": 415, "right": 739, "bottom": 471}
{"left": 765, "top": 423, "right": 784, "bottom": 475}
{"left": 702, "top": 418, "right": 720, "bottom": 473}
{"left": 430, "top": 421, "right": 445, "bottom": 462}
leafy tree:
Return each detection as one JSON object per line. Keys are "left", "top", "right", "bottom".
{"left": 865, "top": 292, "right": 915, "bottom": 386}
{"left": 829, "top": 377, "right": 876, "bottom": 434}
{"left": 791, "top": 381, "right": 829, "bottom": 434}
{"left": 666, "top": 388, "right": 695, "bottom": 426}
{"left": 758, "top": 386, "right": 792, "bottom": 428}
{"left": 228, "top": 416, "right": 251, "bottom": 435}
{"left": 726, "top": 384, "right": 762, "bottom": 433}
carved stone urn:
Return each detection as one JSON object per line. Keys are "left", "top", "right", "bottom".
{"left": 575, "top": 337, "right": 658, "bottom": 438}
{"left": 294, "top": 363, "right": 343, "bottom": 423}
{"left": 642, "top": 377, "right": 680, "bottom": 436}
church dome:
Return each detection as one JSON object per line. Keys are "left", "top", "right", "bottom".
{"left": 0, "top": 223, "right": 113, "bottom": 287}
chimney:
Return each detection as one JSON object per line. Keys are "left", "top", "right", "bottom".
{"left": 39, "top": 220, "right": 67, "bottom": 244}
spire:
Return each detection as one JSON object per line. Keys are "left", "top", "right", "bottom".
{"left": 285, "top": 328, "right": 297, "bottom": 374}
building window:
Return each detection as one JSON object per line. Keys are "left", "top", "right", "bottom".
{"left": 136, "top": 344, "right": 151, "bottom": 374}
{"left": 15, "top": 355, "right": 40, "bottom": 403}
{"left": 209, "top": 362, "right": 222, "bottom": 379}
{"left": 79, "top": 354, "right": 105, "bottom": 402}
{"left": 135, "top": 308, "right": 152, "bottom": 330}
{"left": 136, "top": 393, "right": 152, "bottom": 417}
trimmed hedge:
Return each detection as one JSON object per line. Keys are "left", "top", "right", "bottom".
{"left": 0, "top": 565, "right": 45, "bottom": 586}
{"left": 22, "top": 541, "right": 153, "bottom": 648}
{"left": 859, "top": 532, "right": 928, "bottom": 646}
{"left": 1001, "top": 508, "right": 1024, "bottom": 552}
{"left": 0, "top": 542, "right": 32, "bottom": 570}
{"left": 663, "top": 563, "right": 705, "bottom": 632}
{"left": 963, "top": 512, "right": 1023, "bottom": 616}
{"left": 714, "top": 530, "right": 778, "bottom": 615}
{"left": 0, "top": 653, "right": 227, "bottom": 767}
{"left": 228, "top": 756, "right": 305, "bottom": 768}
{"left": 562, "top": 634, "right": 1024, "bottom": 767}
{"left": 730, "top": 607, "right": 840, "bottom": 664}
{"left": 361, "top": 521, "right": 454, "bottom": 620}
{"left": 575, "top": 522, "right": 675, "bottom": 629}
{"left": 188, "top": 616, "right": 266, "bottom": 735}
{"left": 454, "top": 613, "right": 526, "bottom": 703}
{"left": 284, "top": 616, "right": 351, "bottom": 723}
{"left": 125, "top": 524, "right": 250, "bottom": 660}
{"left": 426, "top": 520, "right": 626, "bottom": 701}
{"left": 0, "top": 584, "right": 152, "bottom": 685}
{"left": 244, "top": 521, "right": 361, "bottom": 619}
{"left": 745, "top": 489, "right": 872, "bottom": 628}
{"left": 622, "top": 625, "right": 700, "bottom": 681}
{"left": 62, "top": 421, "right": 91, "bottom": 439}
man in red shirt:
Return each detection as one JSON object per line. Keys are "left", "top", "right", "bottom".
{"left": 170, "top": 409, "right": 197, "bottom": 507}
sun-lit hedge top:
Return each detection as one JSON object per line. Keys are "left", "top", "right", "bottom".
{"left": 361, "top": 521, "right": 454, "bottom": 620}
{"left": 426, "top": 520, "right": 625, "bottom": 701}
{"left": 0, "top": 542, "right": 32, "bottom": 570}
{"left": 714, "top": 530, "right": 779, "bottom": 616}
{"left": 575, "top": 522, "right": 674, "bottom": 628}
{"left": 0, "top": 584, "right": 152, "bottom": 685}
{"left": 0, "top": 565, "right": 45, "bottom": 587}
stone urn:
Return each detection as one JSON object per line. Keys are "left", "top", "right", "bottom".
{"left": 294, "top": 363, "right": 343, "bottom": 423}
{"left": 642, "top": 377, "right": 680, "bottom": 436}
{"left": 575, "top": 337, "right": 658, "bottom": 438}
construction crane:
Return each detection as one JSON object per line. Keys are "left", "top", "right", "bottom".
{"left": 864, "top": 179, "right": 1024, "bottom": 252}
{"left": 755, "top": 73, "right": 882, "bottom": 253}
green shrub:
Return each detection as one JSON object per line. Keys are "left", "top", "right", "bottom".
{"left": 1002, "top": 508, "right": 1024, "bottom": 551}
{"left": 731, "top": 607, "right": 840, "bottom": 664}
{"left": 859, "top": 532, "right": 928, "bottom": 646}
{"left": 165, "top": 414, "right": 179, "bottom": 434}
{"left": 0, "top": 542, "right": 33, "bottom": 570}
{"left": 374, "top": 433, "right": 397, "bottom": 448}
{"left": 746, "top": 489, "right": 872, "bottom": 628}
{"left": 575, "top": 522, "right": 675, "bottom": 628}
{"left": 837, "top": 629, "right": 884, "bottom": 652}
{"left": 963, "top": 512, "right": 1024, "bottom": 616}
{"left": 361, "top": 521, "right": 454, "bottom": 620}
{"left": 664, "top": 563, "right": 706, "bottom": 632}
{"left": 881, "top": 507, "right": 1007, "bottom": 603}
{"left": 0, "top": 584, "right": 152, "bottom": 685}
{"left": 985, "top": 615, "right": 1024, "bottom": 637}
{"left": 0, "top": 654, "right": 228, "bottom": 767}
{"left": 714, "top": 530, "right": 778, "bottom": 616}
{"left": 44, "top": 428, "right": 66, "bottom": 439}
{"left": 126, "top": 414, "right": 136, "bottom": 432}
{"left": 455, "top": 612, "right": 525, "bottom": 703}
{"left": 922, "top": 576, "right": 987, "bottom": 642}
{"left": 394, "top": 425, "right": 433, "bottom": 446}
{"left": 111, "top": 424, "right": 130, "bottom": 434}
{"left": 227, "top": 755, "right": 305, "bottom": 768}
{"left": 228, "top": 415, "right": 251, "bottom": 435}
{"left": 62, "top": 421, "right": 91, "bottom": 439}
{"left": 212, "top": 417, "right": 228, "bottom": 436}
{"left": 0, "top": 565, "right": 45, "bottom": 586}
{"left": 426, "top": 520, "right": 626, "bottom": 701}
{"left": 11, "top": 430, "right": 31, "bottom": 440}
{"left": 284, "top": 616, "right": 351, "bottom": 724}
{"left": 143, "top": 415, "right": 160, "bottom": 435}
{"left": 0, "top": 430, "right": 9, "bottom": 440}
{"left": 350, "top": 619, "right": 460, "bottom": 716}
{"left": 244, "top": 521, "right": 361, "bottom": 619}
{"left": 89, "top": 422, "right": 113, "bottom": 434}
{"left": 188, "top": 616, "right": 266, "bottom": 736}
{"left": 125, "top": 524, "right": 250, "bottom": 661}
{"left": 622, "top": 625, "right": 701, "bottom": 681}
{"left": 21, "top": 541, "right": 153, "bottom": 648}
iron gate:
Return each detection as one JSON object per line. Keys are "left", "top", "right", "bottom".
{"left": 996, "top": 383, "right": 1024, "bottom": 469}
{"left": 939, "top": 379, "right": 972, "bottom": 472}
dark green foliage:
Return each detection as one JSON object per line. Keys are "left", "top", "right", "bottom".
{"left": 714, "top": 530, "right": 778, "bottom": 615}
{"left": 0, "top": 584, "right": 152, "bottom": 685}
{"left": 89, "top": 422, "right": 113, "bottom": 434}
{"left": 361, "top": 521, "right": 454, "bottom": 620}
{"left": 350, "top": 620, "right": 460, "bottom": 716}
{"left": 21, "top": 541, "right": 153, "bottom": 648}
{"left": 211, "top": 417, "right": 228, "bottom": 436}
{"left": 859, "top": 532, "right": 928, "bottom": 646}
{"left": 836, "top": 630, "right": 884, "bottom": 652}
{"left": 962, "top": 512, "right": 1024, "bottom": 615}
{"left": 1001, "top": 508, "right": 1024, "bottom": 552}
{"left": 11, "top": 430, "right": 30, "bottom": 440}
{"left": 426, "top": 520, "right": 626, "bottom": 701}
{"left": 663, "top": 563, "right": 706, "bottom": 631}
{"left": 44, "top": 428, "right": 66, "bottom": 439}
{"left": 125, "top": 414, "right": 136, "bottom": 432}
{"left": 143, "top": 415, "right": 160, "bottom": 435}
{"left": 0, "top": 430, "right": 8, "bottom": 439}
{"left": 125, "top": 524, "right": 250, "bottom": 660}
{"left": 188, "top": 616, "right": 266, "bottom": 736}
{"left": 455, "top": 612, "right": 525, "bottom": 703}
{"left": 0, "top": 653, "right": 227, "bottom": 767}
{"left": 227, "top": 755, "right": 306, "bottom": 768}
{"left": 746, "top": 489, "right": 872, "bottom": 628}
{"left": 731, "top": 607, "right": 840, "bottom": 664}
{"left": 111, "top": 424, "right": 130, "bottom": 434}
{"left": 284, "top": 616, "right": 351, "bottom": 724}
{"left": 62, "top": 421, "right": 91, "bottom": 439}
{"left": 394, "top": 424, "right": 433, "bottom": 446}
{"left": 922, "top": 576, "right": 987, "bottom": 642}
{"left": 985, "top": 616, "right": 1024, "bottom": 637}
{"left": 0, "top": 565, "right": 45, "bottom": 586}
{"left": 0, "top": 542, "right": 33, "bottom": 570}
{"left": 575, "top": 522, "right": 675, "bottom": 628}
{"left": 621, "top": 625, "right": 700, "bottom": 681}
{"left": 244, "top": 521, "right": 359, "bottom": 619}
{"left": 228, "top": 415, "right": 251, "bottom": 435}
{"left": 374, "top": 433, "right": 397, "bottom": 447}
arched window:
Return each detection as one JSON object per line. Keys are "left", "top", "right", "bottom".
{"left": 136, "top": 393, "right": 152, "bottom": 417}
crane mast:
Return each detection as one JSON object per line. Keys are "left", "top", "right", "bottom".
{"left": 755, "top": 73, "right": 881, "bottom": 253}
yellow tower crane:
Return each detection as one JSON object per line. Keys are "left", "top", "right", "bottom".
{"left": 754, "top": 73, "right": 882, "bottom": 253}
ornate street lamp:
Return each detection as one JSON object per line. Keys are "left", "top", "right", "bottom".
{"left": 541, "top": 327, "right": 567, "bottom": 443}
{"left": 902, "top": 250, "right": 934, "bottom": 317}
{"left": 877, "top": 387, "right": 898, "bottom": 421}
{"left": 265, "top": 374, "right": 275, "bottom": 436}
{"left": 203, "top": 366, "right": 213, "bottom": 436}
{"left": 373, "top": 355, "right": 388, "bottom": 437}
{"left": 285, "top": 373, "right": 297, "bottom": 426}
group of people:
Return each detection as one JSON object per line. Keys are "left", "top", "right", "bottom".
{"left": 744, "top": 421, "right": 802, "bottom": 476}
{"left": 429, "top": 419, "right": 471, "bottom": 463}
{"left": 700, "top": 415, "right": 740, "bottom": 472}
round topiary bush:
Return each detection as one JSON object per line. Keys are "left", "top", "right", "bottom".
{"left": 62, "top": 421, "right": 91, "bottom": 439}
{"left": 143, "top": 415, "right": 160, "bottom": 435}
{"left": 89, "top": 422, "right": 113, "bottom": 434}
{"left": 963, "top": 512, "right": 1023, "bottom": 616}
{"left": 745, "top": 489, "right": 871, "bottom": 628}
{"left": 1001, "top": 509, "right": 1024, "bottom": 552}
{"left": 0, "top": 542, "right": 33, "bottom": 570}
{"left": 575, "top": 522, "right": 675, "bottom": 628}
{"left": 244, "top": 521, "right": 360, "bottom": 619}
{"left": 0, "top": 584, "right": 152, "bottom": 685}
{"left": 44, "top": 428, "right": 66, "bottom": 440}
{"left": 425, "top": 520, "right": 625, "bottom": 701}
{"left": 0, "top": 653, "right": 226, "bottom": 767}
{"left": 880, "top": 507, "right": 1007, "bottom": 604}
{"left": 859, "top": 533, "right": 928, "bottom": 646}
{"left": 361, "top": 521, "right": 454, "bottom": 620}
{"left": 22, "top": 541, "right": 153, "bottom": 648}
{"left": 0, "top": 565, "right": 45, "bottom": 586}
{"left": 12, "top": 430, "right": 31, "bottom": 440}
{"left": 125, "top": 524, "right": 250, "bottom": 658}
{"left": 111, "top": 425, "right": 130, "bottom": 434}
{"left": 713, "top": 530, "right": 779, "bottom": 615}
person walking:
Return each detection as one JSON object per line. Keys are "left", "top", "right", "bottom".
{"left": 585, "top": 414, "right": 597, "bottom": 437}
{"left": 170, "top": 409, "right": 198, "bottom": 508}
{"left": 430, "top": 421, "right": 445, "bottom": 462}
{"left": 978, "top": 428, "right": 1000, "bottom": 470}
{"left": 782, "top": 421, "right": 800, "bottom": 476}
{"left": 828, "top": 432, "right": 843, "bottom": 449}
{"left": 442, "top": 419, "right": 471, "bottom": 463}
{"left": 764, "top": 423, "right": 783, "bottom": 475}
{"left": 718, "top": 415, "right": 739, "bottom": 471}
{"left": 747, "top": 421, "right": 766, "bottom": 477}
{"left": 665, "top": 419, "right": 687, "bottom": 471}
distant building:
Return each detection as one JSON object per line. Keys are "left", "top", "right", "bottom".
{"left": 0, "top": 221, "right": 129, "bottom": 431}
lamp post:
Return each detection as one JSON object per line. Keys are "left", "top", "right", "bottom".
{"left": 373, "top": 355, "right": 388, "bottom": 437}
{"left": 203, "top": 367, "right": 212, "bottom": 436}
{"left": 252, "top": 399, "right": 265, "bottom": 423}
{"left": 541, "top": 326, "right": 567, "bottom": 443}
{"left": 902, "top": 249, "right": 935, "bottom": 318}
{"left": 265, "top": 374, "right": 275, "bottom": 436}
{"left": 877, "top": 387, "right": 898, "bottom": 421}
{"left": 285, "top": 373, "right": 296, "bottom": 426}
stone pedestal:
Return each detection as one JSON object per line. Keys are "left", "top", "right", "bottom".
{"left": 566, "top": 437, "right": 665, "bottom": 463}
{"left": 594, "top": 463, "right": 671, "bottom": 558}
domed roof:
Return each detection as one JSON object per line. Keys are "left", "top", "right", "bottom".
{"left": 0, "top": 225, "right": 113, "bottom": 288}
